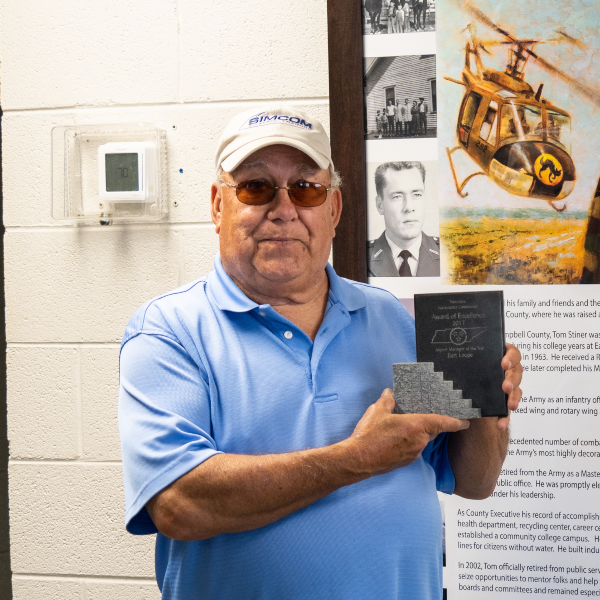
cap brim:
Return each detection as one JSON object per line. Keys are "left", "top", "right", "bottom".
{"left": 220, "top": 137, "right": 331, "bottom": 173}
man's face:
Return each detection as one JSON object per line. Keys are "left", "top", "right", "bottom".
{"left": 211, "top": 145, "right": 342, "bottom": 297}
{"left": 376, "top": 167, "right": 426, "bottom": 246}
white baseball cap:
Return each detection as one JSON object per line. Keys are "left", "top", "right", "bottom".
{"left": 215, "top": 105, "right": 333, "bottom": 173}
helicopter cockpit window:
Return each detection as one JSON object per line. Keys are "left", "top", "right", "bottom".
{"left": 500, "top": 103, "right": 542, "bottom": 142}
{"left": 461, "top": 93, "right": 482, "bottom": 129}
{"left": 479, "top": 101, "right": 498, "bottom": 145}
{"left": 459, "top": 92, "right": 482, "bottom": 146}
{"left": 545, "top": 111, "right": 571, "bottom": 152}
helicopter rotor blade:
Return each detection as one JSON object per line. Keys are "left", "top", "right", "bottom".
{"left": 454, "top": 0, "right": 518, "bottom": 44}
{"left": 556, "top": 29, "right": 587, "bottom": 50}
{"left": 479, "top": 32, "right": 583, "bottom": 48}
{"left": 531, "top": 53, "right": 600, "bottom": 107}
{"left": 479, "top": 40, "right": 535, "bottom": 47}
{"left": 463, "top": 23, "right": 485, "bottom": 73}
{"left": 455, "top": 0, "right": 600, "bottom": 107}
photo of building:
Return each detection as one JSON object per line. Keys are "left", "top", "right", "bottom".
{"left": 364, "top": 54, "right": 437, "bottom": 139}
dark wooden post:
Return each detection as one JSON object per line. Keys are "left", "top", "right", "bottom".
{"left": 327, "top": 0, "right": 368, "bottom": 282}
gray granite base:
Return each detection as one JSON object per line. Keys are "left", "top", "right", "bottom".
{"left": 393, "top": 362, "right": 481, "bottom": 419}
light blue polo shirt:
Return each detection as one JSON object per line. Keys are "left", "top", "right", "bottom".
{"left": 119, "top": 255, "right": 454, "bottom": 600}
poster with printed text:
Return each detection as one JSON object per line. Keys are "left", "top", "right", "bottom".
{"left": 363, "top": 1, "right": 600, "bottom": 597}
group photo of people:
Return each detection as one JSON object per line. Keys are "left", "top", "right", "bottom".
{"left": 363, "top": 0, "right": 436, "bottom": 35}
{"left": 375, "top": 97, "right": 429, "bottom": 138}
{"left": 364, "top": 55, "right": 437, "bottom": 140}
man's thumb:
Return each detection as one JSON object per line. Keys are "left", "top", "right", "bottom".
{"left": 379, "top": 388, "right": 395, "bottom": 411}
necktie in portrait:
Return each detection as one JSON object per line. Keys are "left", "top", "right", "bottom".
{"left": 399, "top": 249, "right": 412, "bottom": 277}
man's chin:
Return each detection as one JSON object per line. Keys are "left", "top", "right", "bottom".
{"left": 253, "top": 259, "right": 306, "bottom": 283}
{"left": 396, "top": 227, "right": 422, "bottom": 243}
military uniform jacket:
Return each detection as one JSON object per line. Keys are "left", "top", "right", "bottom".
{"left": 367, "top": 230, "right": 440, "bottom": 277}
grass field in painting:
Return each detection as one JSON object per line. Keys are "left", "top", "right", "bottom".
{"left": 441, "top": 215, "right": 587, "bottom": 285}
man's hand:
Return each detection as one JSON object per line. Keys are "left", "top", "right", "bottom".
{"left": 498, "top": 343, "right": 524, "bottom": 430}
{"left": 343, "top": 389, "right": 470, "bottom": 477}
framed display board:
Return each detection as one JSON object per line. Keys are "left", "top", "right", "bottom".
{"left": 327, "top": 2, "right": 600, "bottom": 598}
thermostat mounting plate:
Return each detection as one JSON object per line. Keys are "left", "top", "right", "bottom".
{"left": 52, "top": 123, "right": 167, "bottom": 225}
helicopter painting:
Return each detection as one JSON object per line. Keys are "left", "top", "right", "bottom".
{"left": 436, "top": 0, "right": 600, "bottom": 286}
{"left": 444, "top": 0, "right": 600, "bottom": 212}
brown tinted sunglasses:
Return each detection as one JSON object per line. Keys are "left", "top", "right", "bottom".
{"left": 222, "top": 180, "right": 332, "bottom": 207}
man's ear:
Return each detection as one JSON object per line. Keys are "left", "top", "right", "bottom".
{"left": 211, "top": 183, "right": 222, "bottom": 234}
{"left": 331, "top": 188, "right": 343, "bottom": 233}
{"left": 375, "top": 194, "right": 384, "bottom": 216}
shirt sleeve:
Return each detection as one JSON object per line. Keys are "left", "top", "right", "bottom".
{"left": 119, "top": 331, "right": 222, "bottom": 535}
{"left": 421, "top": 432, "right": 455, "bottom": 495}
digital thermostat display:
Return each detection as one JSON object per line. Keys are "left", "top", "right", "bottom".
{"left": 105, "top": 153, "right": 139, "bottom": 192}
{"left": 98, "top": 142, "right": 156, "bottom": 202}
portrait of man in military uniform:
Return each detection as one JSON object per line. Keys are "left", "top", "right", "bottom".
{"left": 368, "top": 161, "right": 440, "bottom": 277}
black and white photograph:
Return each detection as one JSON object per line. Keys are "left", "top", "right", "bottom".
{"left": 363, "top": 0, "right": 436, "bottom": 35}
{"left": 364, "top": 55, "right": 437, "bottom": 140}
{"left": 367, "top": 160, "right": 439, "bottom": 278}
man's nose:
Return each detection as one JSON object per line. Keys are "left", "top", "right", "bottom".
{"left": 267, "top": 188, "right": 298, "bottom": 222}
{"left": 402, "top": 196, "right": 416, "bottom": 213}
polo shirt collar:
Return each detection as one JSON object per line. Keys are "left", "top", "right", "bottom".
{"left": 208, "top": 253, "right": 367, "bottom": 313}
{"left": 325, "top": 262, "right": 366, "bottom": 312}
{"left": 208, "top": 254, "right": 258, "bottom": 313}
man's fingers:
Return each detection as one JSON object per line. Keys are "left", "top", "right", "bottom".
{"left": 503, "top": 343, "right": 522, "bottom": 371}
{"left": 421, "top": 414, "right": 470, "bottom": 437}
{"left": 502, "top": 343, "right": 523, "bottom": 410}
{"left": 503, "top": 364, "right": 523, "bottom": 402}
{"left": 378, "top": 388, "right": 396, "bottom": 412}
{"left": 507, "top": 386, "right": 523, "bottom": 411}
{"left": 497, "top": 414, "right": 511, "bottom": 430}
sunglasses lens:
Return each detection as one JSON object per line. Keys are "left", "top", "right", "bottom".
{"left": 236, "top": 181, "right": 275, "bottom": 205}
{"left": 289, "top": 181, "right": 328, "bottom": 207}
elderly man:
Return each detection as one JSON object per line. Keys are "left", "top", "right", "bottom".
{"left": 119, "top": 105, "right": 522, "bottom": 600}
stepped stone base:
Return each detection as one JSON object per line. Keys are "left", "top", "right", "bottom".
{"left": 393, "top": 362, "right": 481, "bottom": 419}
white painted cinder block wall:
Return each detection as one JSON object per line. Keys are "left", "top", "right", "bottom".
{"left": 0, "top": 1, "right": 330, "bottom": 597}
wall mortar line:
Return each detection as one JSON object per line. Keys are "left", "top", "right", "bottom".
{"left": 13, "top": 573, "right": 156, "bottom": 584}
{"left": 4, "top": 221, "right": 216, "bottom": 233}
{"left": 2, "top": 96, "right": 330, "bottom": 115}
{"left": 9, "top": 459, "right": 122, "bottom": 466}
{"left": 7, "top": 343, "right": 122, "bottom": 348}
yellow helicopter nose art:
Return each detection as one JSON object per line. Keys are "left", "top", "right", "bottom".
{"left": 534, "top": 154, "right": 564, "bottom": 186}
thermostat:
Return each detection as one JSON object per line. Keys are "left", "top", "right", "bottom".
{"left": 98, "top": 142, "right": 157, "bottom": 202}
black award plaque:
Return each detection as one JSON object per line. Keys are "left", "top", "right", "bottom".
{"left": 414, "top": 291, "right": 507, "bottom": 417}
